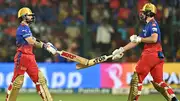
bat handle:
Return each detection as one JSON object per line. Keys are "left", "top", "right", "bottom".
{"left": 57, "top": 51, "right": 62, "bottom": 55}
{"left": 106, "top": 55, "right": 113, "bottom": 59}
{"left": 97, "top": 55, "right": 113, "bottom": 62}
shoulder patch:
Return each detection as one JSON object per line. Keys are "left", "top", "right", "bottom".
{"left": 152, "top": 27, "right": 157, "bottom": 32}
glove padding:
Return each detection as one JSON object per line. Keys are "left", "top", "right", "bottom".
{"left": 130, "top": 35, "right": 142, "bottom": 43}
{"left": 44, "top": 42, "right": 57, "bottom": 55}
{"left": 112, "top": 47, "right": 124, "bottom": 60}
{"left": 112, "top": 47, "right": 124, "bottom": 55}
{"left": 112, "top": 53, "right": 124, "bottom": 60}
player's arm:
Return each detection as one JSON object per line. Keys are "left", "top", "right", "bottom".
{"left": 25, "top": 36, "right": 57, "bottom": 55}
{"left": 130, "top": 23, "right": 159, "bottom": 43}
{"left": 111, "top": 42, "right": 138, "bottom": 60}
{"left": 21, "top": 29, "right": 57, "bottom": 55}
{"left": 140, "top": 33, "right": 158, "bottom": 43}
{"left": 130, "top": 33, "right": 158, "bottom": 44}
{"left": 123, "top": 42, "right": 139, "bottom": 52}
{"left": 25, "top": 36, "right": 44, "bottom": 48}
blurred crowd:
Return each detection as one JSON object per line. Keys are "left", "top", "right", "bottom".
{"left": 0, "top": 0, "right": 179, "bottom": 62}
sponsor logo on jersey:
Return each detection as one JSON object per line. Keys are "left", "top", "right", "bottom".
{"left": 152, "top": 28, "right": 157, "bottom": 32}
{"left": 22, "top": 30, "right": 27, "bottom": 32}
{"left": 143, "top": 30, "right": 147, "bottom": 36}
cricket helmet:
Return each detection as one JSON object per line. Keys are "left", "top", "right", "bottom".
{"left": 139, "top": 3, "right": 156, "bottom": 21}
{"left": 140, "top": 3, "right": 157, "bottom": 16}
{"left": 18, "top": 7, "right": 35, "bottom": 23}
{"left": 18, "top": 7, "right": 34, "bottom": 18}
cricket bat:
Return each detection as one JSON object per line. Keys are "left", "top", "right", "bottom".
{"left": 56, "top": 50, "right": 89, "bottom": 65}
{"left": 76, "top": 53, "right": 124, "bottom": 70}
{"left": 57, "top": 50, "right": 123, "bottom": 70}
{"left": 76, "top": 55, "right": 113, "bottom": 70}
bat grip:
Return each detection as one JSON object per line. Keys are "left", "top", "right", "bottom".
{"left": 94, "top": 55, "right": 113, "bottom": 64}
{"left": 106, "top": 55, "right": 113, "bottom": 59}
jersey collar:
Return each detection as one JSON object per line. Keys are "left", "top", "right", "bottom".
{"left": 20, "top": 23, "right": 26, "bottom": 26}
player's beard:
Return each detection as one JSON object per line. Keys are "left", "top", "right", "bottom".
{"left": 26, "top": 16, "right": 35, "bottom": 24}
{"left": 139, "top": 12, "right": 147, "bottom": 23}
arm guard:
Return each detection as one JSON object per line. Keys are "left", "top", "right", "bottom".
{"left": 34, "top": 40, "right": 44, "bottom": 48}
{"left": 33, "top": 38, "right": 44, "bottom": 48}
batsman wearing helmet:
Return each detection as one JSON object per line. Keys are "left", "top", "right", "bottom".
{"left": 112, "top": 3, "right": 179, "bottom": 101}
{"left": 6, "top": 7, "right": 57, "bottom": 101}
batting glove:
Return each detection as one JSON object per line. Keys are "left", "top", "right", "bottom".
{"left": 112, "top": 53, "right": 124, "bottom": 60}
{"left": 112, "top": 47, "right": 124, "bottom": 60}
{"left": 44, "top": 42, "right": 57, "bottom": 55}
{"left": 130, "top": 35, "right": 142, "bottom": 43}
{"left": 112, "top": 47, "right": 124, "bottom": 55}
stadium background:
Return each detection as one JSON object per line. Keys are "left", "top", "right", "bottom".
{"left": 0, "top": 0, "right": 180, "bottom": 101}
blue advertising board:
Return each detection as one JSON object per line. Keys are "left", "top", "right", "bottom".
{"left": 0, "top": 63, "right": 100, "bottom": 89}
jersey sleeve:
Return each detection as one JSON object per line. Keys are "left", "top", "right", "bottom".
{"left": 150, "top": 23, "right": 158, "bottom": 35}
{"left": 139, "top": 26, "right": 145, "bottom": 37}
{"left": 139, "top": 32, "right": 144, "bottom": 37}
{"left": 21, "top": 28, "right": 32, "bottom": 38}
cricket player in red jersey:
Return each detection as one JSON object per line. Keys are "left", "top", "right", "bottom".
{"left": 112, "top": 3, "right": 179, "bottom": 101}
{"left": 6, "top": 7, "right": 57, "bottom": 101}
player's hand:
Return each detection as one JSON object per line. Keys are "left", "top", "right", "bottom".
{"left": 130, "top": 35, "right": 142, "bottom": 43}
{"left": 112, "top": 47, "right": 124, "bottom": 55}
{"left": 44, "top": 42, "right": 57, "bottom": 55}
{"left": 112, "top": 53, "right": 124, "bottom": 60}
{"left": 112, "top": 47, "right": 124, "bottom": 60}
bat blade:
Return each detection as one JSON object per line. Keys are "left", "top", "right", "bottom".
{"left": 57, "top": 50, "right": 89, "bottom": 65}
{"left": 76, "top": 63, "right": 89, "bottom": 70}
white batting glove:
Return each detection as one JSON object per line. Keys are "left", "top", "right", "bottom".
{"left": 45, "top": 42, "right": 57, "bottom": 55}
{"left": 112, "top": 53, "right": 124, "bottom": 60}
{"left": 112, "top": 47, "right": 124, "bottom": 60}
{"left": 112, "top": 47, "right": 124, "bottom": 55}
{"left": 130, "top": 35, "right": 142, "bottom": 43}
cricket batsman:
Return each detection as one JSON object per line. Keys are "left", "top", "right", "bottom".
{"left": 112, "top": 3, "right": 179, "bottom": 101}
{"left": 6, "top": 7, "right": 57, "bottom": 101}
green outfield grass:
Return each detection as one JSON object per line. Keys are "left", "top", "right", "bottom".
{"left": 1, "top": 93, "right": 180, "bottom": 101}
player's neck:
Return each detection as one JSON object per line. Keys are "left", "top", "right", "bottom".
{"left": 21, "top": 21, "right": 29, "bottom": 26}
{"left": 146, "top": 17, "right": 154, "bottom": 23}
